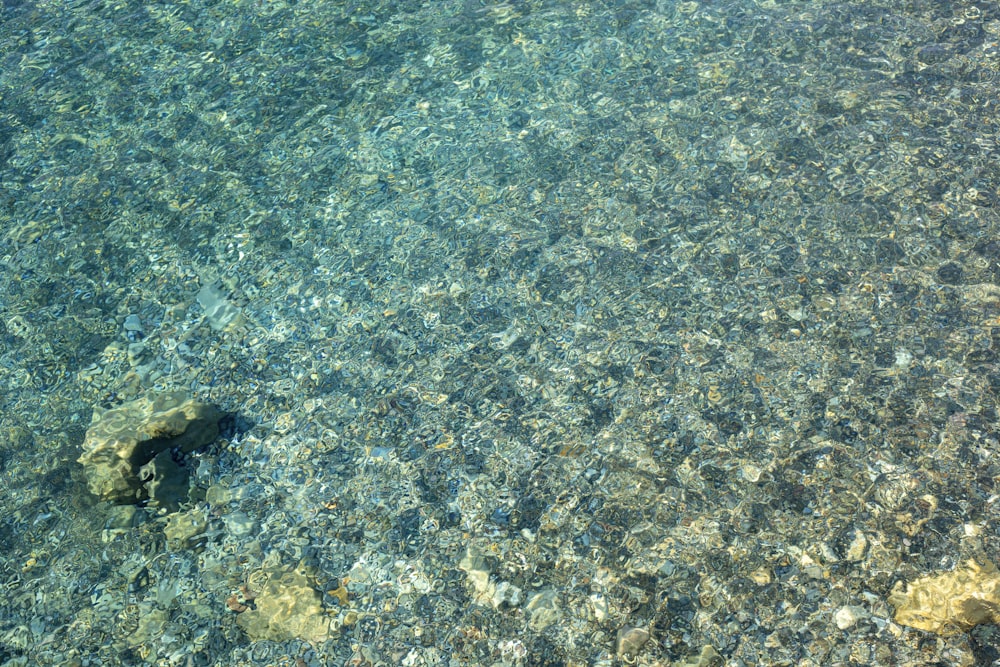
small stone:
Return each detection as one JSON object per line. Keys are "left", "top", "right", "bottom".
{"left": 197, "top": 283, "right": 243, "bottom": 330}
{"left": 834, "top": 605, "right": 867, "bottom": 629}
{"left": 616, "top": 626, "right": 650, "bottom": 657}
{"left": 205, "top": 484, "right": 232, "bottom": 506}
{"left": 126, "top": 342, "right": 149, "bottom": 365}
{"left": 675, "top": 645, "right": 722, "bottom": 667}
{"left": 164, "top": 508, "right": 208, "bottom": 550}
{"left": 101, "top": 505, "right": 143, "bottom": 543}
{"left": 458, "top": 547, "right": 496, "bottom": 605}
{"left": 492, "top": 580, "right": 522, "bottom": 608}
{"left": 845, "top": 530, "right": 869, "bottom": 562}
{"left": 123, "top": 314, "right": 143, "bottom": 331}
{"left": 936, "top": 262, "right": 964, "bottom": 285}
{"left": 128, "top": 608, "right": 169, "bottom": 651}
{"left": 222, "top": 511, "right": 257, "bottom": 537}
{"left": 589, "top": 593, "right": 609, "bottom": 622}
{"left": 524, "top": 589, "right": 560, "bottom": 630}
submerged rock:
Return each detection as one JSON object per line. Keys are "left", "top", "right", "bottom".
{"left": 236, "top": 563, "right": 335, "bottom": 643}
{"left": 889, "top": 558, "right": 1000, "bottom": 635}
{"left": 77, "top": 391, "right": 222, "bottom": 505}
{"left": 164, "top": 507, "right": 209, "bottom": 551}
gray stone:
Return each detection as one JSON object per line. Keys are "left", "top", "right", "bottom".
{"left": 197, "top": 283, "right": 243, "bottom": 331}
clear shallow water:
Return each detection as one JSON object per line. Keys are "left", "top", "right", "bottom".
{"left": 1, "top": 0, "right": 999, "bottom": 664}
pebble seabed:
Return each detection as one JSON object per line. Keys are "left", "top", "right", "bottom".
{"left": 2, "top": 0, "right": 1000, "bottom": 665}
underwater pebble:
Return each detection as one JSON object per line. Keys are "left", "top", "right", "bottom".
{"left": 124, "top": 314, "right": 143, "bottom": 331}
{"left": 616, "top": 626, "right": 650, "bottom": 657}
{"left": 223, "top": 511, "right": 257, "bottom": 537}
{"left": 834, "top": 606, "right": 867, "bottom": 630}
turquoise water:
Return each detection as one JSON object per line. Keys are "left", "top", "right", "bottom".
{"left": 1, "top": 0, "right": 999, "bottom": 664}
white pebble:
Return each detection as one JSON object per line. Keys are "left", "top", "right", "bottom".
{"left": 834, "top": 605, "right": 868, "bottom": 629}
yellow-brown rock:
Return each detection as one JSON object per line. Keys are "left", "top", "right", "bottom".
{"left": 236, "top": 564, "right": 334, "bottom": 643}
{"left": 889, "top": 558, "right": 1000, "bottom": 635}
{"left": 164, "top": 507, "right": 208, "bottom": 551}
{"left": 77, "top": 391, "right": 221, "bottom": 503}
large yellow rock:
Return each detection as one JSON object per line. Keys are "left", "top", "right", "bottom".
{"left": 889, "top": 558, "right": 1000, "bottom": 635}
{"left": 77, "top": 391, "right": 221, "bottom": 503}
{"left": 236, "top": 564, "right": 334, "bottom": 643}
